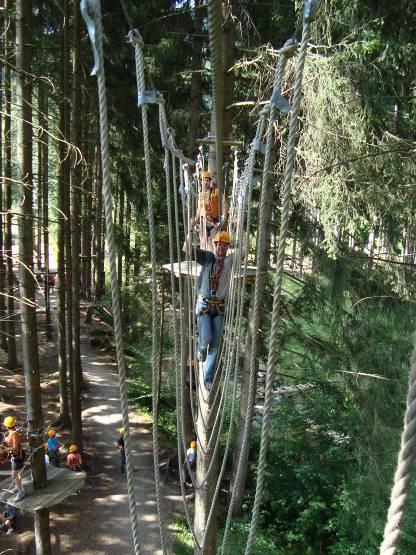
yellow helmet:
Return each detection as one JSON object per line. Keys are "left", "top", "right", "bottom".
{"left": 69, "top": 444, "right": 78, "bottom": 453}
{"left": 47, "top": 429, "right": 56, "bottom": 437}
{"left": 119, "top": 427, "right": 125, "bottom": 436}
{"left": 200, "top": 170, "right": 211, "bottom": 179}
{"left": 190, "top": 441, "right": 197, "bottom": 449}
{"left": 3, "top": 416, "right": 16, "bottom": 428}
{"left": 213, "top": 231, "right": 231, "bottom": 244}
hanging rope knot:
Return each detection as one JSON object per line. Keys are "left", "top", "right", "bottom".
{"left": 80, "top": 0, "right": 100, "bottom": 76}
{"left": 279, "top": 38, "right": 299, "bottom": 57}
{"left": 127, "top": 29, "right": 144, "bottom": 49}
{"left": 304, "top": 0, "right": 321, "bottom": 22}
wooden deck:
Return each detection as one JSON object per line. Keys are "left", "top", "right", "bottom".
{"left": 0, "top": 465, "right": 86, "bottom": 511}
{"left": 163, "top": 261, "right": 257, "bottom": 282}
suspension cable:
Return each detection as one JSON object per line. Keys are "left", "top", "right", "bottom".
{"left": 80, "top": 1, "right": 141, "bottom": 553}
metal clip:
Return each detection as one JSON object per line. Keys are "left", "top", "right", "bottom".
{"left": 251, "top": 139, "right": 266, "bottom": 155}
{"left": 304, "top": 0, "right": 320, "bottom": 21}
{"left": 271, "top": 91, "right": 292, "bottom": 113}
{"left": 80, "top": 0, "right": 101, "bottom": 76}
{"left": 138, "top": 90, "right": 158, "bottom": 107}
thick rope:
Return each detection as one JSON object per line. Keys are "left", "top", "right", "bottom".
{"left": 221, "top": 41, "right": 296, "bottom": 554}
{"left": 380, "top": 344, "right": 416, "bottom": 555}
{"left": 128, "top": 29, "right": 169, "bottom": 554}
{"left": 80, "top": 2, "right": 141, "bottom": 553}
{"left": 207, "top": 0, "right": 224, "bottom": 215}
{"left": 245, "top": 17, "right": 313, "bottom": 555}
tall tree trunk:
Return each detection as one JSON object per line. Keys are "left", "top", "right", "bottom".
{"left": 16, "top": 1, "right": 51, "bottom": 552}
{"left": 0, "top": 47, "right": 7, "bottom": 351}
{"left": 81, "top": 128, "right": 93, "bottom": 301}
{"left": 57, "top": 0, "right": 70, "bottom": 424}
{"left": 94, "top": 147, "right": 104, "bottom": 298}
{"left": 125, "top": 199, "right": 131, "bottom": 288}
{"left": 3, "top": 0, "right": 17, "bottom": 368}
{"left": 71, "top": 0, "right": 83, "bottom": 449}
{"left": 117, "top": 187, "right": 124, "bottom": 290}
{"left": 188, "top": 0, "right": 203, "bottom": 156}
{"left": 39, "top": 84, "right": 53, "bottom": 340}
{"left": 229, "top": 156, "right": 275, "bottom": 515}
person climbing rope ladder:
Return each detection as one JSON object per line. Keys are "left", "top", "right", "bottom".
{"left": 184, "top": 230, "right": 233, "bottom": 390}
{"left": 191, "top": 171, "right": 228, "bottom": 252}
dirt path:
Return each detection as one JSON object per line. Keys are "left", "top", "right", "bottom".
{"left": 49, "top": 332, "right": 182, "bottom": 554}
{"left": 1, "top": 311, "right": 183, "bottom": 554}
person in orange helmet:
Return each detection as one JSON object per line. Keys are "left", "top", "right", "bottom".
{"left": 185, "top": 230, "right": 233, "bottom": 390}
{"left": 1, "top": 416, "right": 26, "bottom": 502}
{"left": 191, "top": 171, "right": 228, "bottom": 252}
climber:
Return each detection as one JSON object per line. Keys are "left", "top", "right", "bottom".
{"left": 182, "top": 440, "right": 197, "bottom": 486}
{"left": 0, "top": 503, "right": 18, "bottom": 535}
{"left": 191, "top": 171, "right": 228, "bottom": 252}
{"left": 1, "top": 417, "right": 26, "bottom": 502}
{"left": 184, "top": 230, "right": 233, "bottom": 390}
{"left": 66, "top": 444, "right": 82, "bottom": 471}
{"left": 116, "top": 427, "right": 126, "bottom": 475}
{"left": 46, "top": 429, "right": 61, "bottom": 468}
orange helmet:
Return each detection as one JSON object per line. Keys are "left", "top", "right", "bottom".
{"left": 213, "top": 231, "right": 231, "bottom": 244}
{"left": 47, "top": 429, "right": 56, "bottom": 437}
{"left": 200, "top": 171, "right": 211, "bottom": 179}
{"left": 69, "top": 444, "right": 78, "bottom": 453}
{"left": 190, "top": 441, "right": 197, "bottom": 449}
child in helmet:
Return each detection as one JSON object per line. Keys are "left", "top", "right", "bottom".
{"left": 1, "top": 416, "right": 25, "bottom": 502}
{"left": 46, "top": 429, "right": 61, "bottom": 468}
{"left": 182, "top": 440, "right": 197, "bottom": 486}
{"left": 116, "top": 428, "right": 126, "bottom": 474}
{"left": 66, "top": 444, "right": 82, "bottom": 471}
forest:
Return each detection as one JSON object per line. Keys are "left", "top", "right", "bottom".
{"left": 0, "top": 0, "right": 416, "bottom": 554}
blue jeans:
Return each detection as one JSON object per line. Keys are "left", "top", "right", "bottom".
{"left": 197, "top": 305, "right": 224, "bottom": 383}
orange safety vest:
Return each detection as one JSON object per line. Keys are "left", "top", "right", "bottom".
{"left": 199, "top": 189, "right": 219, "bottom": 221}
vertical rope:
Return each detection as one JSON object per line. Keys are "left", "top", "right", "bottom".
{"left": 245, "top": 19, "right": 312, "bottom": 555}
{"left": 221, "top": 40, "right": 296, "bottom": 554}
{"left": 128, "top": 29, "right": 168, "bottom": 554}
{"left": 380, "top": 343, "right": 416, "bottom": 555}
{"left": 80, "top": 2, "right": 140, "bottom": 553}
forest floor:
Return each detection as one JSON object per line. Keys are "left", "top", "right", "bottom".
{"left": 0, "top": 296, "right": 183, "bottom": 554}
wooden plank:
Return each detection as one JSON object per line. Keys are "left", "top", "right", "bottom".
{"left": 0, "top": 466, "right": 86, "bottom": 511}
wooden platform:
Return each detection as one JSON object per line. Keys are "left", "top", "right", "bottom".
{"left": 163, "top": 261, "right": 257, "bottom": 282}
{"left": 0, "top": 465, "right": 86, "bottom": 511}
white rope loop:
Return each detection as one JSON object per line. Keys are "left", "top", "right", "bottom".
{"left": 80, "top": 1, "right": 141, "bottom": 553}
{"left": 380, "top": 346, "right": 416, "bottom": 555}
{"left": 130, "top": 29, "right": 169, "bottom": 554}
{"left": 245, "top": 17, "right": 312, "bottom": 555}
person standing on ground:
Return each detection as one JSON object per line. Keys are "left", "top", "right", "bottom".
{"left": 116, "top": 428, "right": 126, "bottom": 475}
{"left": 1, "top": 416, "right": 26, "bottom": 501}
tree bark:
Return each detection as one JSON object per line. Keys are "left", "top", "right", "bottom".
{"left": 94, "top": 146, "right": 105, "bottom": 298}
{"left": 57, "top": 0, "right": 70, "bottom": 424}
{"left": 16, "top": 1, "right": 50, "bottom": 551}
{"left": 39, "top": 83, "right": 53, "bottom": 340}
{"left": 71, "top": 0, "right": 83, "bottom": 449}
{"left": 3, "top": 0, "right": 17, "bottom": 368}
{"left": 0, "top": 43, "right": 7, "bottom": 351}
